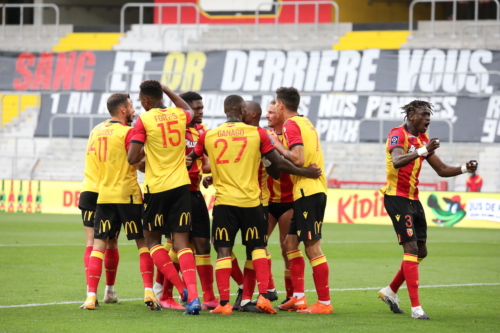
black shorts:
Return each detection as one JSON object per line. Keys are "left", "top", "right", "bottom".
{"left": 288, "top": 192, "right": 327, "bottom": 242}
{"left": 190, "top": 191, "right": 210, "bottom": 239}
{"left": 384, "top": 195, "right": 427, "bottom": 245}
{"left": 79, "top": 191, "right": 98, "bottom": 228}
{"left": 262, "top": 205, "right": 269, "bottom": 246}
{"left": 94, "top": 203, "right": 143, "bottom": 241}
{"left": 142, "top": 185, "right": 191, "bottom": 234}
{"left": 268, "top": 202, "right": 294, "bottom": 221}
{"left": 212, "top": 204, "right": 267, "bottom": 248}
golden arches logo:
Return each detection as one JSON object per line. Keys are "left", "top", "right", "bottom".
{"left": 245, "top": 227, "right": 259, "bottom": 241}
{"left": 124, "top": 221, "right": 138, "bottom": 235}
{"left": 215, "top": 227, "right": 229, "bottom": 241}
{"left": 179, "top": 212, "right": 190, "bottom": 226}
{"left": 99, "top": 220, "right": 111, "bottom": 233}
{"left": 154, "top": 214, "right": 164, "bottom": 227}
{"left": 314, "top": 221, "right": 323, "bottom": 234}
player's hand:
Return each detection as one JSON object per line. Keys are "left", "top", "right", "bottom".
{"left": 304, "top": 163, "right": 322, "bottom": 179}
{"left": 186, "top": 156, "right": 193, "bottom": 167}
{"left": 203, "top": 176, "right": 213, "bottom": 189}
{"left": 268, "top": 131, "right": 279, "bottom": 145}
{"left": 466, "top": 160, "right": 478, "bottom": 172}
{"left": 426, "top": 138, "right": 440, "bottom": 152}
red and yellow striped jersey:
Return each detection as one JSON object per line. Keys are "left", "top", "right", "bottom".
{"left": 283, "top": 116, "right": 327, "bottom": 200}
{"left": 186, "top": 123, "right": 207, "bottom": 192}
{"left": 380, "top": 125, "right": 434, "bottom": 200}
{"left": 132, "top": 107, "right": 192, "bottom": 194}
{"left": 267, "top": 131, "right": 294, "bottom": 203}
{"left": 82, "top": 120, "right": 109, "bottom": 193}
{"left": 95, "top": 121, "right": 142, "bottom": 204}
{"left": 194, "top": 122, "right": 275, "bottom": 207}
{"left": 258, "top": 162, "right": 270, "bottom": 206}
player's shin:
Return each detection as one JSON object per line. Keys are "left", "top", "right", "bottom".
{"left": 251, "top": 249, "right": 270, "bottom": 296}
{"left": 287, "top": 249, "right": 306, "bottom": 298}
{"left": 310, "top": 255, "right": 330, "bottom": 304}
{"left": 230, "top": 252, "right": 244, "bottom": 287}
{"left": 84, "top": 246, "right": 93, "bottom": 285}
{"left": 242, "top": 260, "right": 256, "bottom": 304}
{"left": 138, "top": 247, "right": 154, "bottom": 289}
{"left": 87, "top": 250, "right": 104, "bottom": 295}
{"left": 215, "top": 257, "right": 232, "bottom": 305}
{"left": 195, "top": 254, "right": 216, "bottom": 302}
{"left": 104, "top": 248, "right": 119, "bottom": 289}
{"left": 150, "top": 245, "right": 186, "bottom": 299}
{"left": 284, "top": 269, "right": 294, "bottom": 298}
{"left": 402, "top": 254, "right": 420, "bottom": 307}
{"left": 178, "top": 248, "right": 199, "bottom": 301}
{"left": 267, "top": 254, "right": 276, "bottom": 291}
{"left": 389, "top": 261, "right": 405, "bottom": 293}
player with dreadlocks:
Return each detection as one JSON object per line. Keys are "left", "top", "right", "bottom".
{"left": 377, "top": 100, "right": 477, "bottom": 320}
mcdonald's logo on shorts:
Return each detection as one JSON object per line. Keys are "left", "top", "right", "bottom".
{"left": 84, "top": 210, "right": 93, "bottom": 222}
{"left": 124, "top": 221, "right": 138, "bottom": 235}
{"left": 245, "top": 227, "right": 259, "bottom": 241}
{"left": 99, "top": 220, "right": 111, "bottom": 233}
{"left": 314, "top": 221, "right": 323, "bottom": 234}
{"left": 215, "top": 227, "right": 229, "bottom": 241}
{"left": 154, "top": 214, "right": 164, "bottom": 227}
{"left": 179, "top": 212, "right": 191, "bottom": 226}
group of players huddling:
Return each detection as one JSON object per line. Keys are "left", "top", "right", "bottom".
{"left": 78, "top": 80, "right": 477, "bottom": 318}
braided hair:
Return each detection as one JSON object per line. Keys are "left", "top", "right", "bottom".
{"left": 401, "top": 100, "right": 434, "bottom": 121}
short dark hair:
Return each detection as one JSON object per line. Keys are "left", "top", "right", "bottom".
{"left": 107, "top": 93, "right": 130, "bottom": 115}
{"left": 401, "top": 100, "right": 434, "bottom": 121}
{"left": 179, "top": 91, "right": 202, "bottom": 104}
{"left": 224, "top": 94, "right": 244, "bottom": 110}
{"left": 139, "top": 80, "right": 163, "bottom": 100}
{"left": 275, "top": 87, "right": 300, "bottom": 112}
{"left": 269, "top": 99, "right": 276, "bottom": 105}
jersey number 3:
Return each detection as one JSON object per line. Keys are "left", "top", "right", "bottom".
{"left": 214, "top": 137, "right": 247, "bottom": 164}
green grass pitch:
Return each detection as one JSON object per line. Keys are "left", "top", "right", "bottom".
{"left": 0, "top": 212, "right": 499, "bottom": 332}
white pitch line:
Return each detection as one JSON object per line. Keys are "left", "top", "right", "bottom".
{"left": 1, "top": 283, "right": 499, "bottom": 309}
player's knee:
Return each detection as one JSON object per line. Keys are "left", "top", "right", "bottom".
{"left": 402, "top": 242, "right": 418, "bottom": 255}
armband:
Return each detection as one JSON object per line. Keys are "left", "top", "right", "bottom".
{"left": 461, "top": 165, "right": 468, "bottom": 174}
{"left": 261, "top": 157, "right": 271, "bottom": 167}
{"left": 417, "top": 146, "right": 428, "bottom": 157}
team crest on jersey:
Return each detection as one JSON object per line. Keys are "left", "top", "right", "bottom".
{"left": 406, "top": 228, "right": 414, "bottom": 237}
{"left": 390, "top": 136, "right": 399, "bottom": 145}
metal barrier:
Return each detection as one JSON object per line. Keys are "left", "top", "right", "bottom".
{"left": 408, "top": 71, "right": 500, "bottom": 95}
{"left": 0, "top": 3, "right": 60, "bottom": 41}
{"left": 0, "top": 92, "right": 41, "bottom": 128}
{"left": 0, "top": 137, "right": 37, "bottom": 179}
{"left": 254, "top": 1, "right": 339, "bottom": 41}
{"left": 162, "top": 25, "right": 242, "bottom": 52}
{"left": 105, "top": 71, "right": 190, "bottom": 93}
{"left": 120, "top": 2, "right": 200, "bottom": 40}
{"left": 408, "top": 0, "right": 500, "bottom": 39}
{"left": 461, "top": 22, "right": 500, "bottom": 48}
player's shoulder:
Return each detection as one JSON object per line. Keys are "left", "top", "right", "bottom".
{"left": 388, "top": 125, "right": 406, "bottom": 136}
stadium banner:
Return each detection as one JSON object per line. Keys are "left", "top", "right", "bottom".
{"left": 3, "top": 49, "right": 500, "bottom": 94}
{"left": 35, "top": 91, "right": 500, "bottom": 143}
{"left": 1, "top": 179, "right": 499, "bottom": 229}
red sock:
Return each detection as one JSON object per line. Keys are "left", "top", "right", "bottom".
{"left": 267, "top": 254, "right": 275, "bottom": 290}
{"left": 195, "top": 254, "right": 216, "bottom": 302}
{"left": 178, "top": 248, "right": 199, "bottom": 301}
{"left": 284, "top": 269, "right": 293, "bottom": 298}
{"left": 310, "top": 255, "right": 330, "bottom": 302}
{"left": 215, "top": 257, "right": 232, "bottom": 302}
{"left": 402, "top": 254, "right": 420, "bottom": 307}
{"left": 287, "top": 249, "right": 305, "bottom": 294}
{"left": 139, "top": 247, "right": 154, "bottom": 289}
{"left": 104, "top": 248, "right": 119, "bottom": 287}
{"left": 162, "top": 249, "right": 180, "bottom": 299}
{"left": 230, "top": 252, "right": 244, "bottom": 286}
{"left": 150, "top": 245, "right": 186, "bottom": 297}
{"left": 252, "top": 249, "right": 269, "bottom": 295}
{"left": 161, "top": 278, "right": 174, "bottom": 300}
{"left": 156, "top": 267, "right": 164, "bottom": 285}
{"left": 242, "top": 260, "right": 256, "bottom": 301}
{"left": 83, "top": 246, "right": 92, "bottom": 285}
{"left": 389, "top": 261, "right": 405, "bottom": 293}
{"left": 87, "top": 250, "right": 104, "bottom": 294}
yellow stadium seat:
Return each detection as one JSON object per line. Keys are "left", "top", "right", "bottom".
{"left": 333, "top": 31, "right": 409, "bottom": 50}
{"left": 53, "top": 33, "right": 122, "bottom": 52}
{"left": 1, "top": 94, "right": 40, "bottom": 127}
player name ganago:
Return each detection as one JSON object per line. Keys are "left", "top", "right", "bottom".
{"left": 217, "top": 129, "right": 245, "bottom": 137}
{"left": 154, "top": 113, "right": 178, "bottom": 122}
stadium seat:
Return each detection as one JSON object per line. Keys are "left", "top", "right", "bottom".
{"left": 334, "top": 31, "right": 409, "bottom": 50}
{"left": 53, "top": 33, "right": 122, "bottom": 51}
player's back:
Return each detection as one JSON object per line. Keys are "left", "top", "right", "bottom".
{"left": 95, "top": 121, "right": 141, "bottom": 204}
{"left": 136, "top": 107, "right": 191, "bottom": 193}
{"left": 203, "top": 122, "right": 268, "bottom": 208}
{"left": 284, "top": 116, "right": 327, "bottom": 200}
{"left": 82, "top": 120, "right": 109, "bottom": 193}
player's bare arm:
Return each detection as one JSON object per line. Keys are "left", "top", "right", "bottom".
{"left": 262, "top": 155, "right": 281, "bottom": 180}
{"left": 270, "top": 134, "right": 305, "bottom": 166}
{"left": 202, "top": 154, "right": 211, "bottom": 174}
{"left": 135, "top": 156, "right": 146, "bottom": 173}
{"left": 264, "top": 149, "right": 320, "bottom": 178}
{"left": 390, "top": 138, "right": 440, "bottom": 169}
{"left": 427, "top": 155, "right": 478, "bottom": 177}
{"left": 160, "top": 84, "right": 194, "bottom": 120}
{"left": 128, "top": 142, "right": 144, "bottom": 165}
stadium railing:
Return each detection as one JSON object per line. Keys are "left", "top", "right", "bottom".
{"left": 105, "top": 71, "right": 190, "bottom": 93}
{"left": 0, "top": 137, "right": 38, "bottom": 180}
{"left": 327, "top": 178, "right": 448, "bottom": 191}
{"left": 253, "top": 1, "right": 339, "bottom": 41}
{"left": 408, "top": 71, "right": 500, "bottom": 95}
{"left": 408, "top": 0, "right": 500, "bottom": 39}
{"left": 120, "top": 2, "right": 201, "bottom": 40}
{"left": 461, "top": 22, "right": 500, "bottom": 48}
{"left": 162, "top": 25, "right": 243, "bottom": 52}
{"left": 0, "top": 3, "right": 60, "bottom": 41}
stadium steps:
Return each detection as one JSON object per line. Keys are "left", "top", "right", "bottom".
{"left": 53, "top": 33, "right": 122, "bottom": 51}
{"left": 0, "top": 94, "right": 40, "bottom": 132}
{"left": 333, "top": 31, "right": 409, "bottom": 50}
{"left": 0, "top": 25, "right": 73, "bottom": 52}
